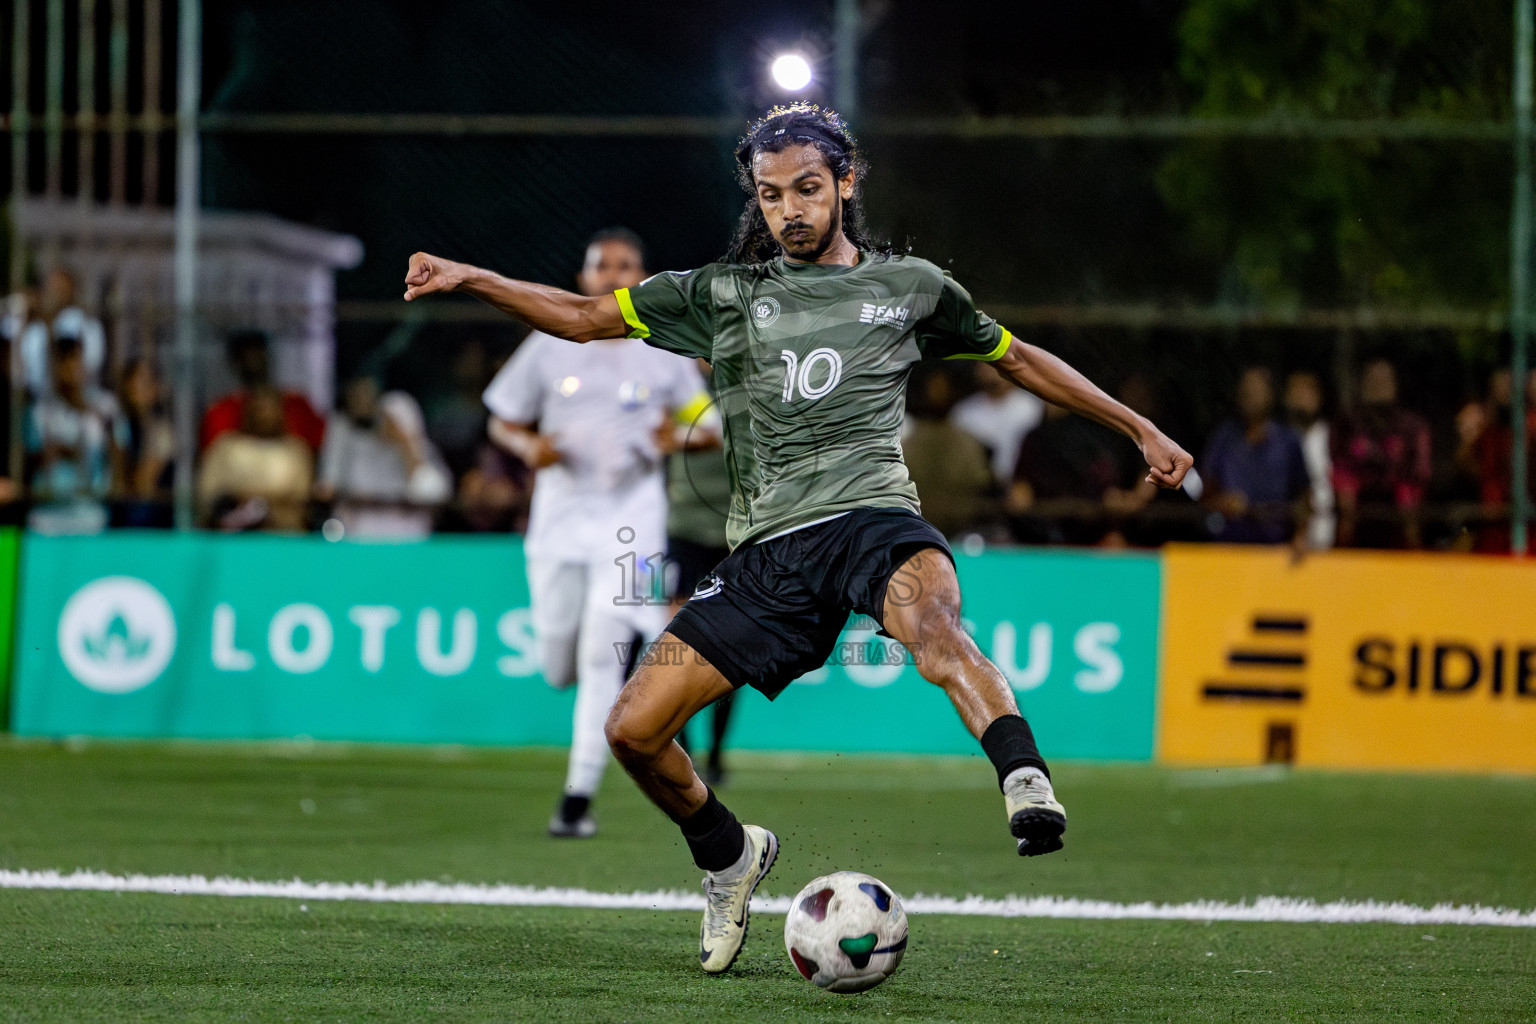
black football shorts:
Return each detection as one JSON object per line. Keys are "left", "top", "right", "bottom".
{"left": 666, "top": 506, "right": 952, "bottom": 699}
{"left": 664, "top": 534, "right": 730, "bottom": 602}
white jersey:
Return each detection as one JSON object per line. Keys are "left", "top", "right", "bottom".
{"left": 1299, "top": 418, "right": 1336, "bottom": 550}
{"left": 483, "top": 331, "right": 706, "bottom": 562}
{"left": 951, "top": 388, "right": 1044, "bottom": 483}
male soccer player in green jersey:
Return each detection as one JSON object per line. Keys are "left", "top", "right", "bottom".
{"left": 404, "top": 103, "right": 1193, "bottom": 974}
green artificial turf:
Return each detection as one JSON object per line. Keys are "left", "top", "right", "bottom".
{"left": 1, "top": 740, "right": 1534, "bottom": 1022}
{"left": 4, "top": 894, "right": 1533, "bottom": 1024}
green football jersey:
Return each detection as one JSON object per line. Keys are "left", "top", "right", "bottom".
{"left": 666, "top": 445, "right": 731, "bottom": 549}
{"left": 616, "top": 254, "right": 1012, "bottom": 549}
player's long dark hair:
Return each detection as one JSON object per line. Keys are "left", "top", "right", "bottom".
{"left": 725, "top": 103, "right": 902, "bottom": 265}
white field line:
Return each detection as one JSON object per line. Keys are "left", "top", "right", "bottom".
{"left": 2, "top": 869, "right": 1534, "bottom": 928}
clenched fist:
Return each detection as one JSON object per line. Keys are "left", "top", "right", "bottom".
{"left": 1139, "top": 430, "right": 1194, "bottom": 490}
{"left": 403, "top": 252, "right": 467, "bottom": 301}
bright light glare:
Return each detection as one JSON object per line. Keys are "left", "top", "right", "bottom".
{"left": 771, "top": 53, "right": 813, "bottom": 91}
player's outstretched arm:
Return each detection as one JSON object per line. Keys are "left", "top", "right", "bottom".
{"left": 993, "top": 339, "right": 1193, "bottom": 489}
{"left": 403, "top": 252, "right": 627, "bottom": 343}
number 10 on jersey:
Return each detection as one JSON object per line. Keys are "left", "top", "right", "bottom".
{"left": 780, "top": 348, "right": 844, "bottom": 402}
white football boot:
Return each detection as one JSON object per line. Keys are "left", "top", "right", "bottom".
{"left": 698, "top": 824, "right": 779, "bottom": 973}
{"left": 1004, "top": 768, "right": 1066, "bottom": 857}
{"left": 547, "top": 813, "right": 597, "bottom": 839}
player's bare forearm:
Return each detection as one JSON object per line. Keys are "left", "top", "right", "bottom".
{"left": 458, "top": 271, "right": 623, "bottom": 343}
{"left": 993, "top": 338, "right": 1193, "bottom": 489}
{"left": 403, "top": 252, "right": 625, "bottom": 343}
{"left": 994, "top": 339, "right": 1144, "bottom": 439}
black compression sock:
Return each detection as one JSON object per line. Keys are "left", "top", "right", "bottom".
{"left": 674, "top": 788, "right": 745, "bottom": 872}
{"left": 980, "top": 714, "right": 1050, "bottom": 790}
{"left": 559, "top": 794, "right": 591, "bottom": 824}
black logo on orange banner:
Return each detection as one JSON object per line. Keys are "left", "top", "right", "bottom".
{"left": 1354, "top": 639, "right": 1536, "bottom": 696}
{"left": 1201, "top": 613, "right": 1309, "bottom": 704}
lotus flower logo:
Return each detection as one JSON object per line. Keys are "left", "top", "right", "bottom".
{"left": 58, "top": 577, "right": 177, "bottom": 693}
{"left": 81, "top": 612, "right": 153, "bottom": 664}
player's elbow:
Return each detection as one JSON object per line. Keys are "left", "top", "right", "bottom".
{"left": 557, "top": 295, "right": 618, "bottom": 344}
{"left": 564, "top": 314, "right": 600, "bottom": 344}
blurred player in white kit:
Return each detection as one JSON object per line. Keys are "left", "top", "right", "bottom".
{"left": 482, "top": 228, "right": 713, "bottom": 837}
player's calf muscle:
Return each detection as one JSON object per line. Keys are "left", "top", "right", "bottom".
{"left": 901, "top": 615, "right": 1018, "bottom": 734}
{"left": 604, "top": 683, "right": 709, "bottom": 819}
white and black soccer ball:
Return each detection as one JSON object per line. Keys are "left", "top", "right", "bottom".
{"left": 783, "top": 871, "right": 908, "bottom": 993}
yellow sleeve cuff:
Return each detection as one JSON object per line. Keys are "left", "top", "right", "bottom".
{"left": 673, "top": 390, "right": 714, "bottom": 427}
{"left": 944, "top": 327, "right": 1012, "bottom": 362}
{"left": 614, "top": 288, "right": 650, "bottom": 339}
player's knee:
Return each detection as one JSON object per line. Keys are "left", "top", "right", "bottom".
{"left": 910, "top": 602, "right": 965, "bottom": 650}
{"left": 604, "top": 703, "right": 658, "bottom": 763}
{"left": 602, "top": 706, "right": 634, "bottom": 758}
{"left": 908, "top": 609, "right": 974, "bottom": 683}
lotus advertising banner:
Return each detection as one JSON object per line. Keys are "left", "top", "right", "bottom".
{"left": 12, "top": 533, "right": 550, "bottom": 744}
{"left": 11, "top": 533, "right": 1160, "bottom": 759}
{"left": 747, "top": 547, "right": 1162, "bottom": 758}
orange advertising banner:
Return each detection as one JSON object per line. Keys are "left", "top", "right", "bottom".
{"left": 1158, "top": 544, "right": 1536, "bottom": 772}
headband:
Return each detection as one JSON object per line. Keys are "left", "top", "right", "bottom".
{"left": 735, "top": 124, "right": 849, "bottom": 167}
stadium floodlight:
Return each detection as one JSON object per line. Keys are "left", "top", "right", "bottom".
{"left": 770, "top": 53, "right": 814, "bottom": 92}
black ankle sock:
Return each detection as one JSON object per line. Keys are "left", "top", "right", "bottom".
{"left": 674, "top": 789, "right": 745, "bottom": 872}
{"left": 560, "top": 794, "right": 591, "bottom": 824}
{"left": 980, "top": 714, "right": 1050, "bottom": 790}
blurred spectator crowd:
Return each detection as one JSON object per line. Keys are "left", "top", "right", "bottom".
{"left": 904, "top": 355, "right": 1536, "bottom": 554}
{"left": 4, "top": 266, "right": 1533, "bottom": 552}
{"left": 1, "top": 268, "right": 528, "bottom": 540}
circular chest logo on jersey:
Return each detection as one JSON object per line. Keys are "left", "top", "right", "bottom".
{"left": 751, "top": 296, "right": 781, "bottom": 328}
{"left": 58, "top": 576, "right": 178, "bottom": 693}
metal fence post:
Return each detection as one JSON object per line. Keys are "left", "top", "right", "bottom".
{"left": 172, "top": 0, "right": 202, "bottom": 531}
{"left": 1511, "top": 0, "right": 1533, "bottom": 554}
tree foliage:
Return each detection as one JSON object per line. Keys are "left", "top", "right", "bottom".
{"left": 1159, "top": 0, "right": 1513, "bottom": 309}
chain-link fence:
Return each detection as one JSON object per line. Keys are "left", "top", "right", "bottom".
{"left": 3, "top": 0, "right": 1531, "bottom": 550}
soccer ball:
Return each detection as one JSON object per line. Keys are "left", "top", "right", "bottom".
{"left": 783, "top": 871, "right": 908, "bottom": 993}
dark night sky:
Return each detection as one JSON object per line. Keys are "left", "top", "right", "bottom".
{"left": 196, "top": 0, "right": 1193, "bottom": 299}
{"left": 183, "top": 1, "right": 1486, "bottom": 427}
{"left": 1, "top": 1, "right": 1496, "bottom": 431}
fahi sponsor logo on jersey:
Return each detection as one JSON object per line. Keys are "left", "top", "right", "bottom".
{"left": 859, "top": 302, "right": 910, "bottom": 328}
